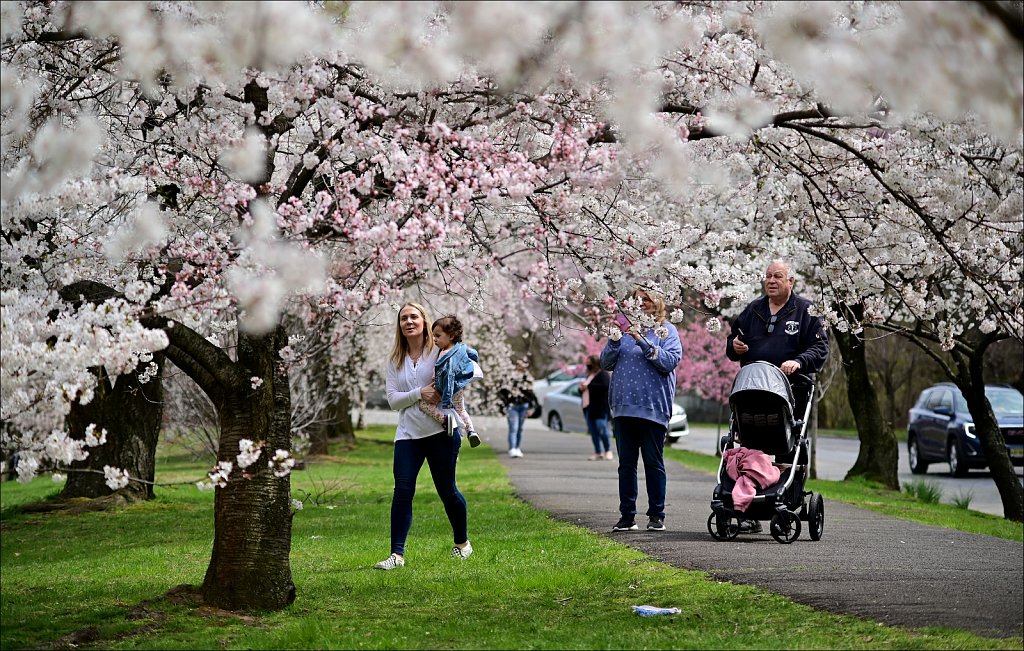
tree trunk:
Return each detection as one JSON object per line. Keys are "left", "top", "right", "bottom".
{"left": 200, "top": 327, "right": 296, "bottom": 611}
{"left": 62, "top": 359, "right": 164, "bottom": 501}
{"left": 833, "top": 326, "right": 900, "bottom": 489}
{"left": 955, "top": 350, "right": 1024, "bottom": 522}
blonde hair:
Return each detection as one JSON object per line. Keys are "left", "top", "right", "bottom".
{"left": 634, "top": 288, "right": 667, "bottom": 323}
{"left": 389, "top": 303, "right": 433, "bottom": 367}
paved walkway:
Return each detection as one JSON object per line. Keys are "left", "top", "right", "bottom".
{"left": 477, "top": 421, "right": 1023, "bottom": 639}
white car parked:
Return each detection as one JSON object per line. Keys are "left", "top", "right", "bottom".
{"left": 541, "top": 379, "right": 690, "bottom": 445}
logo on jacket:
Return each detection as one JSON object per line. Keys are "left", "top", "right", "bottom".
{"left": 784, "top": 321, "right": 800, "bottom": 335}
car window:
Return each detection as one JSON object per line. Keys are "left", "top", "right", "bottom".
{"left": 916, "top": 389, "right": 932, "bottom": 409}
{"left": 931, "top": 390, "right": 953, "bottom": 412}
{"left": 564, "top": 382, "right": 582, "bottom": 398}
{"left": 954, "top": 391, "right": 969, "bottom": 412}
{"left": 987, "top": 389, "right": 1024, "bottom": 417}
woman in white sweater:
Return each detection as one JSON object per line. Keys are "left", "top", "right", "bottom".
{"left": 373, "top": 303, "right": 474, "bottom": 570}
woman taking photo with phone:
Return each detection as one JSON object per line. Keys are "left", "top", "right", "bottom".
{"left": 600, "top": 288, "right": 682, "bottom": 533}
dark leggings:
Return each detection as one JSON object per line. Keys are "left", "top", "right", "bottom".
{"left": 390, "top": 431, "right": 467, "bottom": 556}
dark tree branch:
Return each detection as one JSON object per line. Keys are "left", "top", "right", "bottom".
{"left": 975, "top": 0, "right": 1024, "bottom": 45}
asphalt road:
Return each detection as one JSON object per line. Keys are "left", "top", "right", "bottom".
{"left": 363, "top": 410, "right": 1023, "bottom": 637}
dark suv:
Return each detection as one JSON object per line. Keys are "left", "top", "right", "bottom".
{"left": 907, "top": 383, "right": 1024, "bottom": 476}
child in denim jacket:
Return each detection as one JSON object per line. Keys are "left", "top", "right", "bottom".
{"left": 420, "top": 315, "right": 482, "bottom": 448}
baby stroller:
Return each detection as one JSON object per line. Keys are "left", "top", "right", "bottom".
{"left": 707, "top": 361, "right": 824, "bottom": 544}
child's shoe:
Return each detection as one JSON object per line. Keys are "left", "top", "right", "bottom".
{"left": 467, "top": 430, "right": 481, "bottom": 448}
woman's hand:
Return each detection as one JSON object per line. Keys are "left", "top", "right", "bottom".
{"left": 421, "top": 384, "right": 440, "bottom": 404}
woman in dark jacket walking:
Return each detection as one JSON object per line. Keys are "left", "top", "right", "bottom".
{"left": 580, "top": 355, "right": 613, "bottom": 460}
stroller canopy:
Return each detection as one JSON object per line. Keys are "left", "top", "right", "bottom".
{"left": 729, "top": 362, "right": 797, "bottom": 455}
{"left": 730, "top": 362, "right": 795, "bottom": 408}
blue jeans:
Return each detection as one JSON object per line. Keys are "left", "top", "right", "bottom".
{"left": 584, "top": 408, "right": 612, "bottom": 454}
{"left": 613, "top": 417, "right": 667, "bottom": 521}
{"left": 390, "top": 431, "right": 467, "bottom": 556}
{"left": 507, "top": 402, "right": 529, "bottom": 450}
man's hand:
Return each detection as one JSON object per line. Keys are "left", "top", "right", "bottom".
{"left": 780, "top": 360, "right": 801, "bottom": 375}
{"left": 421, "top": 384, "right": 440, "bottom": 404}
{"left": 732, "top": 336, "right": 748, "bottom": 355}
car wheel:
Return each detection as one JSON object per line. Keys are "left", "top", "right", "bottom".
{"left": 548, "top": 412, "right": 563, "bottom": 432}
{"left": 947, "top": 438, "right": 968, "bottom": 477}
{"left": 908, "top": 436, "right": 929, "bottom": 475}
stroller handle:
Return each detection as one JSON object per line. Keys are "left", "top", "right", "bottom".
{"left": 789, "top": 371, "right": 814, "bottom": 387}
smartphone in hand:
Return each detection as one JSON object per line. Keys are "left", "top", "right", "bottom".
{"left": 615, "top": 313, "right": 630, "bottom": 331}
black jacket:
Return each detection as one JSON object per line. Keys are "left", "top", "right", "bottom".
{"left": 499, "top": 372, "right": 538, "bottom": 409}
{"left": 581, "top": 370, "right": 610, "bottom": 420}
{"left": 725, "top": 293, "right": 829, "bottom": 373}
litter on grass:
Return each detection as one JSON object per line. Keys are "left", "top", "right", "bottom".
{"left": 632, "top": 605, "right": 681, "bottom": 617}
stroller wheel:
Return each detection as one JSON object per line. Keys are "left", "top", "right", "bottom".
{"left": 808, "top": 492, "right": 824, "bottom": 541}
{"left": 770, "top": 511, "right": 801, "bottom": 544}
{"left": 707, "top": 513, "right": 739, "bottom": 540}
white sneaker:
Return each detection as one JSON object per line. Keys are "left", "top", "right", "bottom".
{"left": 451, "top": 541, "right": 473, "bottom": 560}
{"left": 373, "top": 553, "right": 405, "bottom": 570}
{"left": 510, "top": 448, "right": 524, "bottom": 458}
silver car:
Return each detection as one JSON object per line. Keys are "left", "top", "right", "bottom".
{"left": 531, "top": 367, "right": 586, "bottom": 418}
{"left": 542, "top": 379, "right": 690, "bottom": 444}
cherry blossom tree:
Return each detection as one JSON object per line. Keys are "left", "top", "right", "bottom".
{"left": 676, "top": 316, "right": 733, "bottom": 430}
{"left": 3, "top": 0, "right": 1022, "bottom": 612}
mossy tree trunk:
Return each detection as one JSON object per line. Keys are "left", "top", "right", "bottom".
{"left": 953, "top": 346, "right": 1023, "bottom": 522}
{"left": 832, "top": 314, "right": 900, "bottom": 489}
{"left": 62, "top": 359, "right": 164, "bottom": 501}
{"left": 199, "top": 326, "right": 296, "bottom": 610}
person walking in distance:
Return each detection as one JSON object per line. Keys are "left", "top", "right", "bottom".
{"left": 601, "top": 288, "right": 682, "bottom": 533}
{"left": 374, "top": 303, "right": 474, "bottom": 570}
{"left": 580, "top": 355, "right": 613, "bottom": 461}
{"left": 499, "top": 358, "right": 536, "bottom": 458}
{"left": 725, "top": 259, "right": 829, "bottom": 533}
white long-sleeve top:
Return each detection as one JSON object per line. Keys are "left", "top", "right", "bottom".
{"left": 385, "top": 348, "right": 442, "bottom": 441}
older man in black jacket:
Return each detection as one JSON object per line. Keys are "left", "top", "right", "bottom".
{"left": 726, "top": 259, "right": 829, "bottom": 375}
{"left": 725, "top": 259, "right": 829, "bottom": 534}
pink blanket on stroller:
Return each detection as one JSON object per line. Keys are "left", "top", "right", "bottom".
{"left": 723, "top": 446, "right": 781, "bottom": 512}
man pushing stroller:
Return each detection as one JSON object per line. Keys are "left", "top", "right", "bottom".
{"left": 725, "top": 259, "right": 829, "bottom": 533}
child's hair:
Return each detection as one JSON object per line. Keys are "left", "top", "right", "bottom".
{"left": 433, "top": 315, "right": 464, "bottom": 343}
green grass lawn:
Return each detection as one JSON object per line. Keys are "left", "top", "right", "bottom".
{"left": 1, "top": 426, "right": 1020, "bottom": 650}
